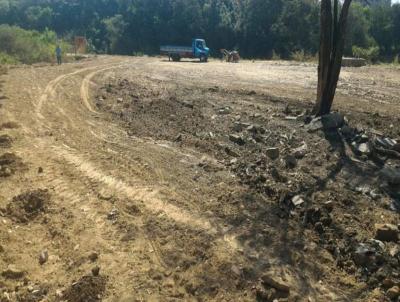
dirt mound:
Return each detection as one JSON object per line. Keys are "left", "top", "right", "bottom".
{"left": 0, "top": 121, "right": 20, "bottom": 130}
{"left": 15, "top": 286, "right": 48, "bottom": 302}
{"left": 6, "top": 189, "right": 50, "bottom": 223}
{"left": 0, "top": 134, "right": 12, "bottom": 148}
{"left": 62, "top": 275, "right": 107, "bottom": 302}
{"left": 0, "top": 152, "right": 23, "bottom": 177}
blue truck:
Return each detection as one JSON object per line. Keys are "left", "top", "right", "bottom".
{"left": 160, "top": 39, "right": 210, "bottom": 62}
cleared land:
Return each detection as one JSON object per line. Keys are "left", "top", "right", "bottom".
{"left": 0, "top": 56, "right": 399, "bottom": 302}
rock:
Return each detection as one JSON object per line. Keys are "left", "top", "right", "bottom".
{"left": 292, "top": 144, "right": 307, "bottom": 159}
{"left": 89, "top": 251, "right": 99, "bottom": 262}
{"left": 321, "top": 112, "right": 345, "bottom": 130}
{"left": 174, "top": 133, "right": 183, "bottom": 142}
{"left": 2, "top": 265, "right": 24, "bottom": 279}
{"left": 323, "top": 201, "right": 334, "bottom": 212}
{"left": 389, "top": 246, "right": 400, "bottom": 257}
{"left": 39, "top": 250, "right": 48, "bottom": 265}
{"left": 225, "top": 146, "right": 239, "bottom": 158}
{"left": 91, "top": 266, "right": 100, "bottom": 276}
{"left": 3, "top": 167, "right": 12, "bottom": 177}
{"left": 305, "top": 118, "right": 323, "bottom": 132}
{"left": 292, "top": 195, "right": 305, "bottom": 207}
{"left": 285, "top": 155, "right": 297, "bottom": 169}
{"left": 353, "top": 243, "right": 375, "bottom": 266}
{"left": 266, "top": 148, "right": 280, "bottom": 160}
{"left": 379, "top": 167, "right": 400, "bottom": 186}
{"left": 256, "top": 286, "right": 277, "bottom": 302}
{"left": 283, "top": 104, "right": 292, "bottom": 115}
{"left": 233, "top": 122, "right": 251, "bottom": 132}
{"left": 261, "top": 274, "right": 290, "bottom": 293}
{"left": 314, "top": 222, "right": 324, "bottom": 234}
{"left": 98, "top": 190, "right": 113, "bottom": 201}
{"left": 229, "top": 134, "right": 245, "bottom": 146}
{"left": 107, "top": 208, "right": 119, "bottom": 221}
{"left": 356, "top": 143, "right": 371, "bottom": 155}
{"left": 117, "top": 98, "right": 123, "bottom": 103}
{"left": 181, "top": 101, "right": 194, "bottom": 109}
{"left": 218, "top": 107, "right": 231, "bottom": 115}
{"left": 375, "top": 224, "right": 399, "bottom": 242}
{"left": 231, "top": 265, "right": 242, "bottom": 276}
{"left": 375, "top": 137, "right": 397, "bottom": 149}
{"left": 340, "top": 125, "right": 355, "bottom": 137}
{"left": 387, "top": 286, "right": 400, "bottom": 299}
{"left": 270, "top": 167, "right": 287, "bottom": 183}
{"left": 382, "top": 278, "right": 396, "bottom": 289}
{"left": 38, "top": 167, "right": 44, "bottom": 174}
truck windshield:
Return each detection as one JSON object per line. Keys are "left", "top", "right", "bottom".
{"left": 196, "top": 41, "right": 205, "bottom": 49}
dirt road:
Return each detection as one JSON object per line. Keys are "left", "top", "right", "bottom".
{"left": 0, "top": 57, "right": 399, "bottom": 301}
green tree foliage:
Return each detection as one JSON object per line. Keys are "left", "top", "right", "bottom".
{"left": 0, "top": 0, "right": 399, "bottom": 60}
{"left": 0, "top": 24, "right": 69, "bottom": 64}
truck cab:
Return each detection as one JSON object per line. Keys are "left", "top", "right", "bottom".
{"left": 193, "top": 39, "right": 210, "bottom": 62}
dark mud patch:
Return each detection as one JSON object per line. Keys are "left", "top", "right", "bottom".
{"left": 62, "top": 275, "right": 107, "bottom": 302}
{"left": 0, "top": 121, "right": 20, "bottom": 130}
{"left": 0, "top": 152, "right": 23, "bottom": 177}
{"left": 6, "top": 189, "right": 50, "bottom": 223}
{"left": 0, "top": 134, "right": 12, "bottom": 148}
{"left": 15, "top": 286, "right": 49, "bottom": 302}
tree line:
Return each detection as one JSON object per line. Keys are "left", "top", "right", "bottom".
{"left": 0, "top": 0, "right": 399, "bottom": 60}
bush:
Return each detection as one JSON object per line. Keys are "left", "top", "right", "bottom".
{"left": 352, "top": 46, "right": 380, "bottom": 63}
{"left": 0, "top": 25, "right": 70, "bottom": 64}
{"left": 271, "top": 50, "right": 281, "bottom": 61}
{"left": 0, "top": 52, "right": 19, "bottom": 64}
{"left": 290, "top": 50, "right": 317, "bottom": 62}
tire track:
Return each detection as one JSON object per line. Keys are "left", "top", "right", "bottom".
{"left": 51, "top": 145, "right": 216, "bottom": 233}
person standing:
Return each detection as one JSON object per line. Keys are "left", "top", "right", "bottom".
{"left": 55, "top": 45, "right": 62, "bottom": 65}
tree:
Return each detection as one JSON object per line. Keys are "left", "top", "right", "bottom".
{"left": 314, "top": 0, "right": 353, "bottom": 116}
{"left": 103, "top": 14, "right": 127, "bottom": 53}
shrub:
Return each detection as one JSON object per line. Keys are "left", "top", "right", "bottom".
{"left": 271, "top": 50, "right": 281, "bottom": 60}
{"left": 0, "top": 25, "right": 70, "bottom": 64}
{"left": 290, "top": 50, "right": 317, "bottom": 62}
{"left": 352, "top": 46, "right": 380, "bottom": 63}
{"left": 0, "top": 52, "right": 19, "bottom": 64}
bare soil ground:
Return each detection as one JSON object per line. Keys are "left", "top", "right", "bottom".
{"left": 0, "top": 57, "right": 399, "bottom": 302}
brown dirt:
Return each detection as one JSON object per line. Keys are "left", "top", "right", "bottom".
{"left": 6, "top": 189, "right": 50, "bottom": 223}
{"left": 0, "top": 56, "right": 399, "bottom": 301}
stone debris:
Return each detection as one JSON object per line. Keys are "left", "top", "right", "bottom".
{"left": 292, "top": 195, "right": 305, "bottom": 207}
{"left": 375, "top": 224, "right": 399, "bottom": 242}
{"left": 217, "top": 107, "right": 231, "bottom": 115}
{"left": 379, "top": 167, "right": 400, "bottom": 186}
{"left": 284, "top": 155, "right": 297, "bottom": 169}
{"left": 229, "top": 134, "right": 245, "bottom": 146}
{"left": 292, "top": 143, "right": 307, "bottom": 159}
{"left": 261, "top": 274, "right": 290, "bottom": 293}
{"left": 387, "top": 286, "right": 400, "bottom": 299}
{"left": 89, "top": 252, "right": 99, "bottom": 262}
{"left": 39, "top": 250, "right": 48, "bottom": 265}
{"left": 2, "top": 265, "right": 24, "bottom": 279}
{"left": 266, "top": 148, "right": 280, "bottom": 160}
{"left": 92, "top": 266, "right": 100, "bottom": 276}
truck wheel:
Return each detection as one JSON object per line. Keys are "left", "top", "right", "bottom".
{"left": 200, "top": 55, "right": 207, "bottom": 63}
